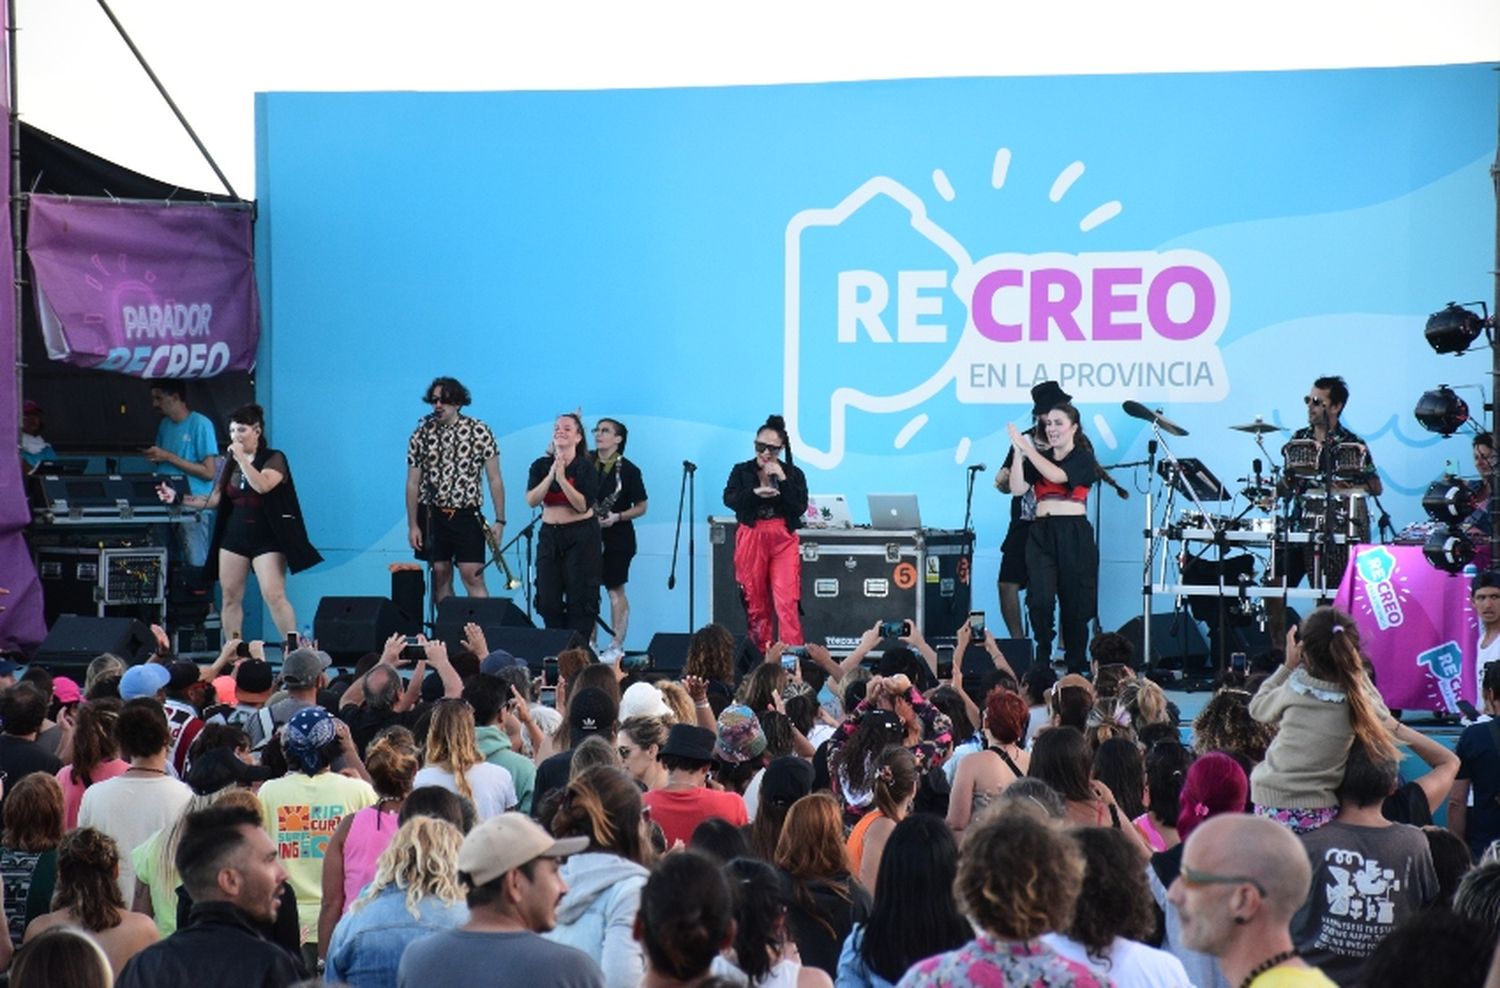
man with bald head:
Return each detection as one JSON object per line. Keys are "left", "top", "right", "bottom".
{"left": 1168, "top": 813, "right": 1335, "bottom": 987}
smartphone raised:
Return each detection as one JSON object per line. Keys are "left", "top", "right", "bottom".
{"left": 968, "top": 611, "right": 986, "bottom": 636}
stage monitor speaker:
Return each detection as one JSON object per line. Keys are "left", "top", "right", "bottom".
{"left": 313, "top": 597, "right": 413, "bottom": 663}
{"left": 649, "top": 632, "right": 761, "bottom": 678}
{"left": 1117, "top": 613, "right": 1211, "bottom": 670}
{"left": 433, "top": 597, "right": 534, "bottom": 657}
{"left": 483, "top": 627, "right": 584, "bottom": 674}
{"left": 33, "top": 615, "right": 154, "bottom": 671}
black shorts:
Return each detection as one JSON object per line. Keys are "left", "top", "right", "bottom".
{"left": 601, "top": 523, "right": 637, "bottom": 589}
{"left": 416, "top": 504, "right": 487, "bottom": 565}
{"left": 998, "top": 519, "right": 1031, "bottom": 587}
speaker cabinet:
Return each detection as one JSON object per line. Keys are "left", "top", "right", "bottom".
{"left": 312, "top": 597, "right": 414, "bottom": 662}
{"left": 34, "top": 615, "right": 155, "bottom": 671}
{"left": 433, "top": 597, "right": 534, "bottom": 657}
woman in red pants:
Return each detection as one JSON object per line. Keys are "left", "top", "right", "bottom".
{"left": 723, "top": 415, "right": 808, "bottom": 652}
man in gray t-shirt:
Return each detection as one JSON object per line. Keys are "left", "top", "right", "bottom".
{"left": 1292, "top": 738, "right": 1439, "bottom": 986}
{"left": 397, "top": 813, "right": 601, "bottom": 988}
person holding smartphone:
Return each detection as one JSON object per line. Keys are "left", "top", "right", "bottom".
{"left": 156, "top": 403, "right": 321, "bottom": 641}
{"left": 1007, "top": 401, "right": 1099, "bottom": 675}
{"left": 723, "top": 414, "right": 808, "bottom": 653}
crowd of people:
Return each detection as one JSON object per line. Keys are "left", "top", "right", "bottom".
{"left": 0, "top": 595, "right": 1495, "bottom": 988}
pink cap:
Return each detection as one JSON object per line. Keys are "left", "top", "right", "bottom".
{"left": 212, "top": 674, "right": 238, "bottom": 706}
{"left": 52, "top": 676, "right": 81, "bottom": 704}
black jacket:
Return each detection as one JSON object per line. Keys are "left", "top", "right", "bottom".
{"left": 205, "top": 445, "right": 323, "bottom": 579}
{"left": 117, "top": 901, "right": 306, "bottom": 988}
{"left": 723, "top": 459, "right": 808, "bottom": 529}
{"left": 782, "top": 871, "right": 871, "bottom": 976}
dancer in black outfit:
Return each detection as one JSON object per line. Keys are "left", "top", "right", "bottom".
{"left": 590, "top": 418, "right": 647, "bottom": 660}
{"left": 1007, "top": 401, "right": 1098, "bottom": 675}
{"left": 526, "top": 412, "right": 602, "bottom": 642}
{"left": 156, "top": 403, "right": 321, "bottom": 640}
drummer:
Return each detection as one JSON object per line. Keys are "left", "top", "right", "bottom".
{"left": 1274, "top": 375, "right": 1381, "bottom": 591}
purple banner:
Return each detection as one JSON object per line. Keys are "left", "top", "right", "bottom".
{"left": 1334, "top": 544, "right": 1475, "bottom": 713}
{"left": 26, "top": 195, "right": 259, "bottom": 378}
{"left": 0, "top": 0, "right": 47, "bottom": 652}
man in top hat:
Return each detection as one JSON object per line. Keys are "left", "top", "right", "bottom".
{"left": 993, "top": 381, "right": 1069, "bottom": 640}
{"left": 640, "top": 724, "right": 748, "bottom": 847}
{"left": 397, "top": 813, "right": 602, "bottom": 988}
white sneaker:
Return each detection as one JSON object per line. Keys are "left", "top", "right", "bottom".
{"left": 599, "top": 644, "right": 625, "bottom": 665}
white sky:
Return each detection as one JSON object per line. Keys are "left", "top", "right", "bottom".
{"left": 18, "top": 1, "right": 1500, "bottom": 197}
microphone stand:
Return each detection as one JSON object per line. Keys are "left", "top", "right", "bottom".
{"left": 1095, "top": 461, "right": 1140, "bottom": 638}
{"left": 497, "top": 514, "right": 543, "bottom": 623}
{"left": 668, "top": 461, "right": 697, "bottom": 633}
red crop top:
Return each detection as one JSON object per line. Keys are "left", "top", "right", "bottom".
{"left": 1022, "top": 446, "right": 1097, "bottom": 504}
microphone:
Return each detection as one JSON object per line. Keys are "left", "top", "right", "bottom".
{"left": 769, "top": 474, "right": 780, "bottom": 491}
{"left": 667, "top": 574, "right": 676, "bottom": 590}
{"left": 967, "top": 463, "right": 986, "bottom": 473}
{"left": 1253, "top": 458, "right": 1263, "bottom": 479}
{"left": 682, "top": 460, "right": 697, "bottom": 473}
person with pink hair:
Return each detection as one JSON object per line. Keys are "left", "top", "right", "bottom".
{"left": 1146, "top": 752, "right": 1249, "bottom": 988}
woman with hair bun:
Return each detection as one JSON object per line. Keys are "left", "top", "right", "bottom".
{"left": 23, "top": 827, "right": 159, "bottom": 977}
{"left": 546, "top": 766, "right": 653, "bottom": 988}
{"left": 724, "top": 414, "right": 809, "bottom": 652}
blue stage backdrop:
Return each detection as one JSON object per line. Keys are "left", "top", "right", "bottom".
{"left": 254, "top": 65, "right": 1497, "bottom": 649}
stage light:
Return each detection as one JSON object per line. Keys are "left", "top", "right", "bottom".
{"left": 1423, "top": 527, "right": 1475, "bottom": 574}
{"left": 1425, "top": 302, "right": 1489, "bottom": 355}
{"left": 1422, "top": 476, "right": 1476, "bottom": 524}
{"left": 1414, "top": 386, "right": 1470, "bottom": 437}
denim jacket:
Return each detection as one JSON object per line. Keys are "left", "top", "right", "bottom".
{"left": 325, "top": 885, "right": 469, "bottom": 987}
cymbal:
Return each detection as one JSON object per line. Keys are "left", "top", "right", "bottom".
{"left": 1122, "top": 400, "right": 1188, "bottom": 437}
{"left": 1230, "top": 420, "right": 1287, "bottom": 435}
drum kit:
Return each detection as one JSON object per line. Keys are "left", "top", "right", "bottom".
{"left": 1123, "top": 401, "right": 1385, "bottom": 672}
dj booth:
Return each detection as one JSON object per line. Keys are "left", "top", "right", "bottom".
{"left": 27, "top": 470, "right": 197, "bottom": 633}
{"left": 709, "top": 517, "right": 974, "bottom": 654}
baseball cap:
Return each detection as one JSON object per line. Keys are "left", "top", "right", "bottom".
{"left": 568, "top": 688, "right": 617, "bottom": 743}
{"left": 479, "top": 649, "right": 526, "bottom": 677}
{"left": 210, "top": 675, "right": 238, "bottom": 706}
{"left": 457, "top": 813, "right": 588, "bottom": 888}
{"left": 714, "top": 704, "right": 767, "bottom": 764}
{"left": 618, "top": 682, "right": 671, "bottom": 721}
{"left": 660, "top": 724, "right": 716, "bottom": 764}
{"left": 185, "top": 746, "right": 276, "bottom": 796}
{"left": 235, "top": 660, "right": 275, "bottom": 694}
{"left": 280, "top": 648, "right": 332, "bottom": 689}
{"left": 759, "top": 756, "right": 815, "bottom": 809}
{"left": 167, "top": 660, "right": 202, "bottom": 691}
{"left": 52, "top": 676, "right": 82, "bottom": 705}
{"left": 120, "top": 663, "right": 171, "bottom": 700}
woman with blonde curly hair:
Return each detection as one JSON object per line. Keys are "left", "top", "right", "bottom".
{"left": 414, "top": 700, "right": 516, "bottom": 819}
{"left": 901, "top": 805, "right": 1104, "bottom": 987}
{"left": 324, "top": 815, "right": 469, "bottom": 986}
{"left": 23, "top": 827, "right": 159, "bottom": 976}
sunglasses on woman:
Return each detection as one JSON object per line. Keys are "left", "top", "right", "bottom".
{"left": 754, "top": 441, "right": 783, "bottom": 455}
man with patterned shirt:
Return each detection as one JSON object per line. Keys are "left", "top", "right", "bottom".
{"left": 406, "top": 376, "right": 507, "bottom": 602}
{"left": 1272, "top": 375, "right": 1381, "bottom": 600}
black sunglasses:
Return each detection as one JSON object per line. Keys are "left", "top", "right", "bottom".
{"left": 754, "top": 441, "right": 783, "bottom": 455}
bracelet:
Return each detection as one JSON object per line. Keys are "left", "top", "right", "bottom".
{"left": 695, "top": 701, "right": 711, "bottom": 709}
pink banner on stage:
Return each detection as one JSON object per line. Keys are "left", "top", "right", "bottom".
{"left": 26, "top": 195, "right": 259, "bottom": 378}
{"left": 1334, "top": 544, "right": 1476, "bottom": 713}
{"left": 0, "top": 0, "right": 48, "bottom": 652}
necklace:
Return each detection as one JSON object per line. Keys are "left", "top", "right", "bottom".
{"left": 1238, "top": 949, "right": 1298, "bottom": 988}
{"left": 127, "top": 766, "right": 167, "bottom": 775}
